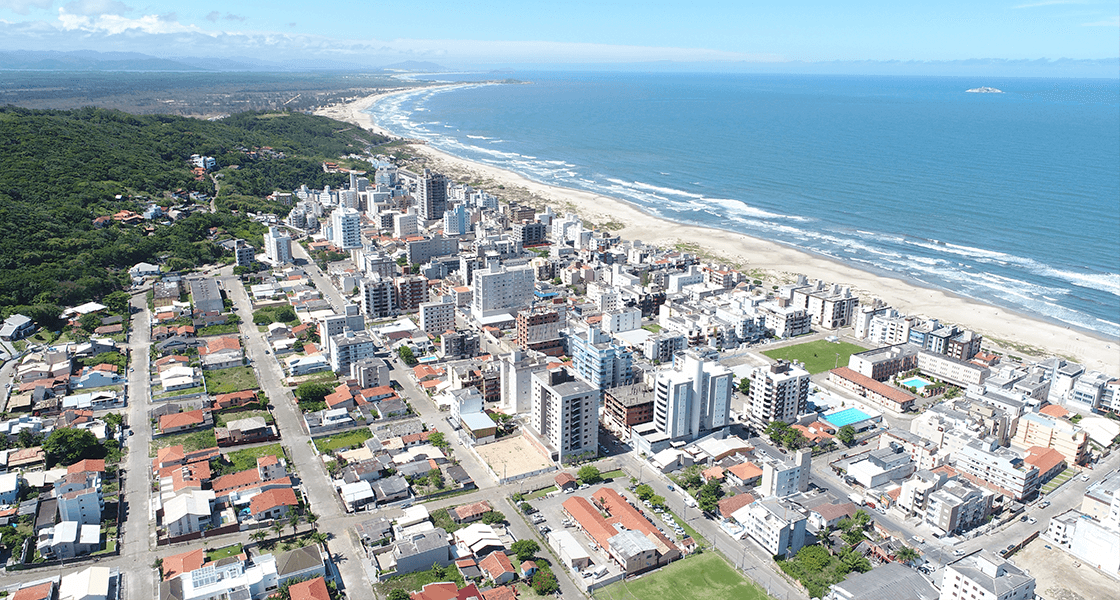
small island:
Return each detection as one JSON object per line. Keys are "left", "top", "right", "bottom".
{"left": 966, "top": 86, "right": 1004, "bottom": 93}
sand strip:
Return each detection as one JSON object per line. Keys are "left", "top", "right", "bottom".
{"left": 315, "top": 89, "right": 1119, "bottom": 374}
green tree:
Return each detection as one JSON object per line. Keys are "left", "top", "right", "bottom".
{"left": 519, "top": 502, "right": 533, "bottom": 514}
{"left": 511, "top": 539, "right": 540, "bottom": 562}
{"left": 78, "top": 312, "right": 102, "bottom": 332}
{"left": 481, "top": 511, "right": 505, "bottom": 525}
{"left": 649, "top": 495, "right": 666, "bottom": 509}
{"left": 104, "top": 291, "right": 131, "bottom": 315}
{"left": 250, "top": 530, "right": 268, "bottom": 544}
{"left": 765, "top": 421, "right": 791, "bottom": 446}
{"left": 397, "top": 346, "right": 417, "bottom": 365}
{"left": 270, "top": 521, "right": 285, "bottom": 540}
{"left": 427, "top": 469, "right": 444, "bottom": 489}
{"left": 578, "top": 465, "right": 602, "bottom": 484}
{"left": 635, "top": 484, "right": 654, "bottom": 501}
{"left": 295, "top": 382, "right": 333, "bottom": 405}
{"left": 680, "top": 468, "right": 702, "bottom": 489}
{"left": 309, "top": 531, "right": 329, "bottom": 548}
{"left": 427, "top": 431, "right": 448, "bottom": 450}
{"left": 895, "top": 546, "right": 920, "bottom": 564}
{"left": 17, "top": 429, "right": 41, "bottom": 449}
{"left": 738, "top": 377, "right": 751, "bottom": 395}
{"left": 388, "top": 590, "right": 411, "bottom": 600}
{"left": 531, "top": 571, "right": 559, "bottom": 595}
{"left": 697, "top": 481, "right": 724, "bottom": 513}
{"left": 42, "top": 428, "right": 101, "bottom": 467}
{"left": 836, "top": 425, "right": 856, "bottom": 446}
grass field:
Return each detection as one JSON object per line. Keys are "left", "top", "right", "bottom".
{"left": 762, "top": 340, "right": 867, "bottom": 374}
{"left": 594, "top": 553, "right": 771, "bottom": 600}
{"left": 149, "top": 428, "right": 217, "bottom": 457}
{"left": 204, "top": 366, "right": 259, "bottom": 394}
{"left": 221, "top": 443, "right": 285, "bottom": 474}
{"left": 206, "top": 543, "right": 243, "bottom": 561}
{"left": 215, "top": 409, "right": 274, "bottom": 428}
{"left": 313, "top": 429, "right": 372, "bottom": 453}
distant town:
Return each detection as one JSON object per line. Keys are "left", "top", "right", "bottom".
{"left": 1, "top": 150, "right": 1117, "bottom": 600}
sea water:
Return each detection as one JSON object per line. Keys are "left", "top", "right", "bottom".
{"left": 368, "top": 72, "right": 1120, "bottom": 338}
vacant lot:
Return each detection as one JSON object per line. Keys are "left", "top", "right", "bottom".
{"left": 313, "top": 429, "right": 372, "bottom": 453}
{"left": 595, "top": 553, "right": 770, "bottom": 600}
{"left": 473, "top": 434, "right": 553, "bottom": 481}
{"left": 204, "top": 366, "right": 259, "bottom": 394}
{"left": 220, "top": 443, "right": 285, "bottom": 474}
{"left": 1013, "top": 536, "right": 1115, "bottom": 600}
{"left": 149, "top": 428, "right": 217, "bottom": 457}
{"left": 762, "top": 340, "right": 867, "bottom": 374}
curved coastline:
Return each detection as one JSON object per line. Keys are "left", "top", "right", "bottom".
{"left": 315, "top": 88, "right": 1119, "bottom": 374}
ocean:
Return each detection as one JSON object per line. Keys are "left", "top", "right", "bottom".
{"left": 367, "top": 72, "right": 1120, "bottom": 339}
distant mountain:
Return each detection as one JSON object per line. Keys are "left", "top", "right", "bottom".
{"left": 0, "top": 50, "right": 208, "bottom": 71}
{"left": 379, "top": 61, "right": 447, "bottom": 72}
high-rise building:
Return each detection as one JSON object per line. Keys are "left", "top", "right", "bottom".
{"left": 529, "top": 367, "right": 598, "bottom": 462}
{"left": 418, "top": 169, "right": 448, "bottom": 221}
{"left": 954, "top": 438, "right": 1040, "bottom": 501}
{"left": 360, "top": 276, "right": 395, "bottom": 318}
{"left": 515, "top": 308, "right": 564, "bottom": 356}
{"left": 499, "top": 349, "right": 553, "bottom": 414}
{"left": 419, "top": 300, "right": 455, "bottom": 334}
{"left": 263, "top": 226, "right": 292, "bottom": 264}
{"left": 652, "top": 349, "right": 733, "bottom": 442}
{"left": 331, "top": 207, "right": 362, "bottom": 249}
{"left": 568, "top": 326, "right": 633, "bottom": 393}
{"left": 328, "top": 330, "right": 376, "bottom": 374}
{"left": 746, "top": 360, "right": 810, "bottom": 432}
{"left": 443, "top": 203, "right": 469, "bottom": 236}
{"left": 234, "top": 240, "right": 254, "bottom": 267}
{"left": 317, "top": 305, "right": 365, "bottom": 347}
{"left": 393, "top": 275, "right": 427, "bottom": 311}
{"left": 393, "top": 212, "right": 418, "bottom": 239}
{"left": 471, "top": 262, "right": 534, "bottom": 320}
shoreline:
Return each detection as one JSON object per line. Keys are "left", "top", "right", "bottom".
{"left": 315, "top": 89, "right": 1119, "bottom": 374}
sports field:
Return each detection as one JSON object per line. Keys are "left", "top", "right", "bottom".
{"left": 594, "top": 553, "right": 771, "bottom": 600}
{"left": 762, "top": 339, "right": 867, "bottom": 374}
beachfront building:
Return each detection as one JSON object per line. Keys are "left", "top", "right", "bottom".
{"left": 418, "top": 169, "right": 448, "bottom": 221}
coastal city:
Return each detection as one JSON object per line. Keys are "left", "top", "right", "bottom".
{"left": 0, "top": 148, "right": 1116, "bottom": 600}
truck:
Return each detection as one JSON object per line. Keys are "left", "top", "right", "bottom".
{"left": 848, "top": 492, "right": 864, "bottom": 506}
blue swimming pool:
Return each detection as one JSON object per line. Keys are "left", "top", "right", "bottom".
{"left": 824, "top": 407, "right": 873, "bottom": 428}
{"left": 901, "top": 376, "right": 932, "bottom": 391}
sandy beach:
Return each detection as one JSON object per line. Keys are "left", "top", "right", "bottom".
{"left": 316, "top": 89, "right": 1120, "bottom": 374}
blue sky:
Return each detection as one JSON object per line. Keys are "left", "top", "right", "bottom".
{"left": 0, "top": 0, "right": 1116, "bottom": 68}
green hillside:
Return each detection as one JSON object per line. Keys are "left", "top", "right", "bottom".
{"left": 0, "top": 106, "right": 386, "bottom": 328}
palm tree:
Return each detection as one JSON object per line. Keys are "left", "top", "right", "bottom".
{"left": 288, "top": 513, "right": 302, "bottom": 534}
{"left": 250, "top": 531, "right": 268, "bottom": 544}
{"left": 270, "top": 521, "right": 285, "bottom": 541}
{"left": 305, "top": 512, "right": 319, "bottom": 526}
{"left": 895, "top": 546, "right": 920, "bottom": 565}
{"left": 308, "top": 531, "right": 329, "bottom": 548}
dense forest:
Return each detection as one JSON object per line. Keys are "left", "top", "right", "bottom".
{"left": 0, "top": 106, "right": 387, "bottom": 329}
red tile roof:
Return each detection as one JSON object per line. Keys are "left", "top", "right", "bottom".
{"left": 162, "top": 548, "right": 206, "bottom": 580}
{"left": 717, "top": 493, "right": 755, "bottom": 518}
{"left": 701, "top": 466, "right": 725, "bottom": 482}
{"left": 830, "top": 367, "right": 917, "bottom": 407}
{"left": 249, "top": 486, "right": 298, "bottom": 514}
{"left": 481, "top": 587, "right": 517, "bottom": 600}
{"left": 453, "top": 500, "right": 492, "bottom": 521}
{"left": 289, "top": 576, "right": 331, "bottom": 600}
{"left": 66, "top": 459, "right": 106, "bottom": 474}
{"left": 212, "top": 468, "right": 262, "bottom": 496}
{"left": 12, "top": 582, "right": 55, "bottom": 600}
{"left": 160, "top": 409, "right": 209, "bottom": 431}
{"left": 555, "top": 472, "right": 577, "bottom": 486}
{"left": 200, "top": 335, "right": 241, "bottom": 355}
{"left": 727, "top": 461, "right": 763, "bottom": 481}
{"left": 479, "top": 551, "right": 516, "bottom": 579}
{"left": 1039, "top": 404, "right": 1070, "bottom": 419}
{"left": 1024, "top": 446, "right": 1066, "bottom": 475}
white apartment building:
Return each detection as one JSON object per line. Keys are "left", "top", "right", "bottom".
{"left": 328, "top": 330, "right": 377, "bottom": 374}
{"left": 360, "top": 276, "right": 395, "bottom": 318}
{"left": 471, "top": 263, "right": 534, "bottom": 320}
{"left": 732, "top": 497, "right": 807, "bottom": 558}
{"left": 746, "top": 360, "right": 810, "bottom": 431}
{"left": 918, "top": 350, "right": 989, "bottom": 387}
{"left": 529, "top": 368, "right": 598, "bottom": 462}
{"left": 758, "top": 447, "right": 812, "bottom": 498}
{"left": 394, "top": 212, "right": 418, "bottom": 239}
{"left": 602, "top": 307, "right": 642, "bottom": 333}
{"left": 263, "top": 226, "right": 292, "bottom": 264}
{"left": 924, "top": 479, "right": 992, "bottom": 535}
{"left": 652, "top": 349, "right": 733, "bottom": 441}
{"left": 757, "top": 299, "right": 811, "bottom": 338}
{"left": 954, "top": 438, "right": 1040, "bottom": 501}
{"left": 331, "top": 207, "right": 362, "bottom": 249}
{"left": 419, "top": 300, "right": 455, "bottom": 334}
{"left": 867, "top": 313, "right": 916, "bottom": 346}
{"left": 587, "top": 283, "right": 621, "bottom": 313}
{"left": 499, "top": 349, "right": 553, "bottom": 414}
{"left": 940, "top": 552, "right": 1035, "bottom": 600}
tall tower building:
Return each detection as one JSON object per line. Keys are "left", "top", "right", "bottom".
{"left": 530, "top": 367, "right": 598, "bottom": 462}
{"left": 747, "top": 360, "right": 810, "bottom": 432}
{"left": 653, "top": 349, "right": 733, "bottom": 441}
{"left": 418, "top": 168, "right": 448, "bottom": 221}
{"left": 331, "top": 207, "right": 362, "bottom": 249}
{"left": 263, "top": 226, "right": 292, "bottom": 264}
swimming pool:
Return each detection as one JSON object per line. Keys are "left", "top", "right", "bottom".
{"left": 824, "top": 407, "right": 873, "bottom": 428}
{"left": 901, "top": 376, "right": 932, "bottom": 391}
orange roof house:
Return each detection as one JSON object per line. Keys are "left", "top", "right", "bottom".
{"left": 1039, "top": 404, "right": 1069, "bottom": 419}
{"left": 479, "top": 551, "right": 517, "bottom": 584}
{"left": 11, "top": 582, "right": 56, "bottom": 600}
{"left": 249, "top": 487, "right": 299, "bottom": 518}
{"left": 67, "top": 459, "right": 106, "bottom": 474}
{"left": 717, "top": 493, "right": 755, "bottom": 519}
{"left": 162, "top": 548, "right": 207, "bottom": 580}
{"left": 289, "top": 576, "right": 331, "bottom": 600}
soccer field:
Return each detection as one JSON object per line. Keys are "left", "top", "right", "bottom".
{"left": 594, "top": 553, "right": 771, "bottom": 600}
{"left": 762, "top": 339, "right": 867, "bottom": 374}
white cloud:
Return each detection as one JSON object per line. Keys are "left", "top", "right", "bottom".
{"left": 57, "top": 7, "right": 204, "bottom": 35}
{"left": 0, "top": 0, "right": 53, "bottom": 15}
{"left": 1081, "top": 15, "right": 1119, "bottom": 25}
{"left": 61, "top": 0, "right": 130, "bottom": 16}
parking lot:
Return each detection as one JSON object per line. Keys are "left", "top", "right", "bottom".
{"left": 521, "top": 479, "right": 691, "bottom": 590}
